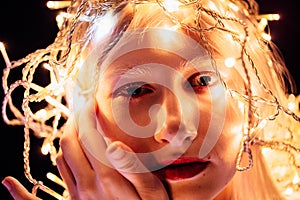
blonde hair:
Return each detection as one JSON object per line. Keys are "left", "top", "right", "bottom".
{"left": 68, "top": 1, "right": 299, "bottom": 199}
{"left": 2, "top": 0, "right": 299, "bottom": 199}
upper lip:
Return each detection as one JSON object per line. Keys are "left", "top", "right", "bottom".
{"left": 161, "top": 157, "right": 208, "bottom": 165}
{"left": 152, "top": 157, "right": 210, "bottom": 180}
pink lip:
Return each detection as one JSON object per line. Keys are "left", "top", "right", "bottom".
{"left": 153, "top": 157, "right": 209, "bottom": 181}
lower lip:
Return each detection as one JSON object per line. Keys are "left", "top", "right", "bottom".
{"left": 153, "top": 162, "right": 209, "bottom": 181}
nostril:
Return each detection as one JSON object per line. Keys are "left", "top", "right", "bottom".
{"left": 184, "top": 132, "right": 197, "bottom": 143}
{"left": 184, "top": 135, "right": 193, "bottom": 143}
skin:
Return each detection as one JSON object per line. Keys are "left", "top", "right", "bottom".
{"left": 92, "top": 30, "right": 245, "bottom": 199}
{"left": 2, "top": 25, "right": 247, "bottom": 200}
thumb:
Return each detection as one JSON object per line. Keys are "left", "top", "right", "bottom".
{"left": 2, "top": 176, "right": 41, "bottom": 200}
{"left": 106, "top": 141, "right": 169, "bottom": 200}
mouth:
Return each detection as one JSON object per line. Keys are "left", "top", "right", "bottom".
{"left": 153, "top": 157, "right": 209, "bottom": 181}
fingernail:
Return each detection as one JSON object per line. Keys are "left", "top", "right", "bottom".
{"left": 2, "top": 178, "right": 12, "bottom": 191}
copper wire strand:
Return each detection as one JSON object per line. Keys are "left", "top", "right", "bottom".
{"left": 1, "top": 0, "right": 300, "bottom": 198}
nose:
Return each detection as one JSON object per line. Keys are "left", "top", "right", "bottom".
{"left": 154, "top": 90, "right": 198, "bottom": 146}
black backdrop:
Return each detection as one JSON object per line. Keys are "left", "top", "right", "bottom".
{"left": 0, "top": 0, "right": 299, "bottom": 199}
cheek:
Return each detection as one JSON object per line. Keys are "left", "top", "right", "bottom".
{"left": 210, "top": 95, "right": 244, "bottom": 169}
{"left": 205, "top": 92, "right": 244, "bottom": 181}
{"left": 96, "top": 101, "right": 156, "bottom": 152}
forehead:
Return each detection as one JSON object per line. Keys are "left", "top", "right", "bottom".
{"left": 98, "top": 28, "right": 211, "bottom": 72}
{"left": 88, "top": 1, "right": 244, "bottom": 70}
{"left": 86, "top": 26, "right": 244, "bottom": 86}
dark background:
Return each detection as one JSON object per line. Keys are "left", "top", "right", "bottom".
{"left": 0, "top": 0, "right": 299, "bottom": 199}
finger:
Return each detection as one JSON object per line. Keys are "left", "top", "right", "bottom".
{"left": 2, "top": 176, "right": 40, "bottom": 200}
{"left": 55, "top": 149, "right": 76, "bottom": 197}
{"left": 77, "top": 100, "right": 141, "bottom": 198}
{"left": 106, "top": 141, "right": 169, "bottom": 200}
{"left": 77, "top": 99, "right": 110, "bottom": 167}
{"left": 59, "top": 116, "right": 96, "bottom": 185}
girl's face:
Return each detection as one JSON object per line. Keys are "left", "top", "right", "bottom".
{"left": 94, "top": 28, "right": 245, "bottom": 199}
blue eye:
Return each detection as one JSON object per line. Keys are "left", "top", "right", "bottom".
{"left": 187, "top": 71, "right": 217, "bottom": 91}
{"left": 113, "top": 82, "right": 154, "bottom": 99}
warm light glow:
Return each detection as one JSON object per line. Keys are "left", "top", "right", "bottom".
{"left": 261, "top": 147, "right": 271, "bottom": 156}
{"left": 28, "top": 82, "right": 70, "bottom": 117}
{"left": 293, "top": 173, "right": 300, "bottom": 184}
{"left": 150, "top": 28, "right": 181, "bottom": 50}
{"left": 288, "top": 94, "right": 297, "bottom": 110}
{"left": 56, "top": 12, "right": 67, "bottom": 29}
{"left": 224, "top": 57, "right": 236, "bottom": 68}
{"left": 258, "top": 18, "right": 268, "bottom": 31}
{"left": 207, "top": 2, "right": 217, "bottom": 11}
{"left": 252, "top": 119, "right": 267, "bottom": 134}
{"left": 261, "top": 32, "right": 271, "bottom": 41}
{"left": 162, "top": 0, "right": 182, "bottom": 12}
{"left": 47, "top": 172, "right": 67, "bottom": 189}
{"left": 47, "top": 1, "right": 71, "bottom": 9}
{"left": 45, "top": 96, "right": 70, "bottom": 117}
{"left": 237, "top": 101, "right": 244, "bottom": 113}
{"left": 0, "top": 42, "right": 11, "bottom": 67}
{"left": 92, "top": 12, "right": 116, "bottom": 45}
{"left": 268, "top": 14, "right": 280, "bottom": 21}
{"left": 2, "top": 1, "right": 299, "bottom": 199}
{"left": 288, "top": 101, "right": 296, "bottom": 110}
{"left": 267, "top": 58, "right": 273, "bottom": 67}
{"left": 35, "top": 109, "right": 47, "bottom": 120}
{"left": 238, "top": 34, "right": 246, "bottom": 42}
{"left": 284, "top": 187, "right": 294, "bottom": 196}
{"left": 228, "top": 2, "right": 239, "bottom": 12}
{"left": 257, "top": 14, "right": 280, "bottom": 21}
{"left": 42, "top": 142, "right": 51, "bottom": 155}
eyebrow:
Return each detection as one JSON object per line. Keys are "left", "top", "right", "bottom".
{"left": 104, "top": 54, "right": 215, "bottom": 80}
{"left": 183, "top": 56, "right": 217, "bottom": 71}
{"left": 118, "top": 64, "right": 153, "bottom": 76}
{"left": 107, "top": 63, "right": 151, "bottom": 77}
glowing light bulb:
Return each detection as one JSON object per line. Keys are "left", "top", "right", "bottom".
{"left": 284, "top": 187, "right": 293, "bottom": 196}
{"left": 288, "top": 101, "right": 296, "bottom": 111}
{"left": 35, "top": 109, "right": 47, "bottom": 120}
{"left": 237, "top": 101, "right": 244, "bottom": 112}
{"left": 238, "top": 34, "right": 246, "bottom": 42}
{"left": 43, "top": 63, "right": 52, "bottom": 71}
{"left": 261, "top": 32, "right": 271, "bottom": 41}
{"left": 224, "top": 57, "right": 236, "bottom": 68}
{"left": 288, "top": 94, "right": 296, "bottom": 110}
{"left": 162, "top": 0, "right": 182, "bottom": 12}
{"left": 55, "top": 12, "right": 71, "bottom": 29}
{"left": 47, "top": 1, "right": 71, "bottom": 10}
{"left": 261, "top": 147, "right": 271, "bottom": 156}
{"left": 228, "top": 2, "right": 239, "bottom": 12}
{"left": 92, "top": 12, "right": 116, "bottom": 45}
{"left": 257, "top": 14, "right": 280, "bottom": 21}
{"left": 208, "top": 2, "right": 217, "bottom": 11}
{"left": 47, "top": 172, "right": 67, "bottom": 189}
{"left": 258, "top": 18, "right": 268, "bottom": 31}
{"left": 0, "top": 42, "right": 11, "bottom": 67}
{"left": 268, "top": 14, "right": 280, "bottom": 21}
{"left": 267, "top": 58, "right": 273, "bottom": 67}
{"left": 42, "top": 142, "right": 51, "bottom": 155}
{"left": 293, "top": 173, "right": 300, "bottom": 184}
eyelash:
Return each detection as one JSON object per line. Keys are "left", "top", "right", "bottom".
{"left": 112, "top": 71, "right": 217, "bottom": 100}
{"left": 112, "top": 82, "right": 154, "bottom": 99}
{"left": 186, "top": 71, "right": 217, "bottom": 92}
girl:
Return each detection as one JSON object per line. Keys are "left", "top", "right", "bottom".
{"left": 2, "top": 0, "right": 300, "bottom": 199}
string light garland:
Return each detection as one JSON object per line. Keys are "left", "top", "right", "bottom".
{"left": 1, "top": 0, "right": 300, "bottom": 199}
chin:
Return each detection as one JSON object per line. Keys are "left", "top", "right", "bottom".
{"left": 160, "top": 173, "right": 225, "bottom": 200}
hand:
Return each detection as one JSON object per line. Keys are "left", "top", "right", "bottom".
{"left": 56, "top": 100, "right": 169, "bottom": 199}
{"left": 2, "top": 176, "right": 41, "bottom": 200}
